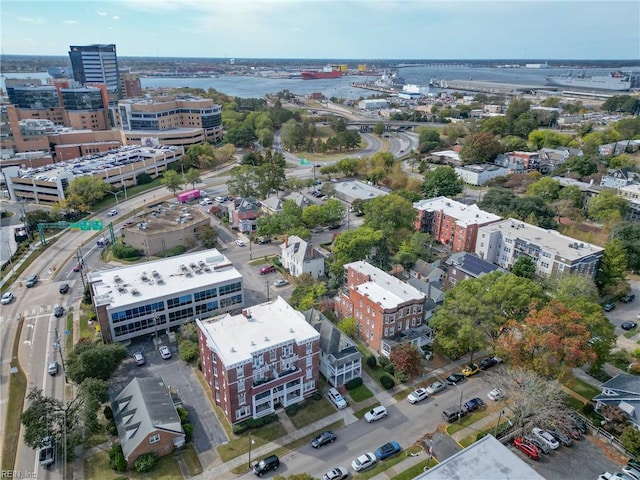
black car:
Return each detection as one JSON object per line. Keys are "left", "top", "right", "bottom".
{"left": 622, "top": 321, "right": 638, "bottom": 331}
{"left": 54, "top": 306, "right": 65, "bottom": 318}
{"left": 464, "top": 397, "right": 486, "bottom": 412}
{"left": 446, "top": 373, "right": 465, "bottom": 385}
{"left": 311, "top": 431, "right": 336, "bottom": 448}
{"left": 59, "top": 283, "right": 69, "bottom": 294}
{"left": 479, "top": 356, "right": 498, "bottom": 370}
{"left": 256, "top": 236, "right": 272, "bottom": 245}
{"left": 622, "top": 293, "right": 636, "bottom": 303}
{"left": 253, "top": 455, "right": 279, "bottom": 477}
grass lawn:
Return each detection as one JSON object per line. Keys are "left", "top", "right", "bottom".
{"left": 563, "top": 376, "right": 601, "bottom": 400}
{"left": 393, "top": 387, "right": 413, "bottom": 402}
{"left": 247, "top": 255, "right": 278, "bottom": 267}
{"left": 84, "top": 449, "right": 184, "bottom": 480}
{"left": 446, "top": 410, "right": 490, "bottom": 436}
{"left": 180, "top": 444, "right": 203, "bottom": 476}
{"left": 565, "top": 395, "right": 587, "bottom": 411}
{"left": 625, "top": 327, "right": 640, "bottom": 338}
{"left": 288, "top": 397, "right": 335, "bottom": 429}
{"left": 92, "top": 178, "right": 165, "bottom": 211}
{"left": 217, "top": 421, "right": 287, "bottom": 463}
{"left": 347, "top": 384, "right": 374, "bottom": 403}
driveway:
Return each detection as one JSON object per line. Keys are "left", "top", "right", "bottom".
{"left": 109, "top": 336, "right": 228, "bottom": 455}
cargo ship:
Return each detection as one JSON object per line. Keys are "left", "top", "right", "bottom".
{"left": 546, "top": 71, "right": 633, "bottom": 91}
{"left": 300, "top": 65, "right": 342, "bottom": 80}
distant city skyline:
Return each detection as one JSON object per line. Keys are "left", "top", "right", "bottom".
{"left": 2, "top": 1, "right": 639, "bottom": 60}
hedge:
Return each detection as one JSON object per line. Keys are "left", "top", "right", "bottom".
{"left": 134, "top": 452, "right": 158, "bottom": 473}
{"left": 366, "top": 356, "right": 377, "bottom": 368}
{"left": 345, "top": 377, "right": 363, "bottom": 390}
{"left": 232, "top": 413, "right": 278, "bottom": 435}
{"left": 380, "top": 375, "right": 395, "bottom": 389}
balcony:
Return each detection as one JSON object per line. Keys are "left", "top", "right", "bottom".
{"left": 252, "top": 367, "right": 300, "bottom": 388}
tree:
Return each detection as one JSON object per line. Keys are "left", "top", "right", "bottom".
{"left": 289, "top": 274, "right": 327, "bottom": 311}
{"left": 612, "top": 223, "right": 640, "bottom": 272}
{"left": 588, "top": 189, "right": 629, "bottom": 223}
{"left": 66, "top": 341, "right": 128, "bottom": 384}
{"left": 67, "top": 176, "right": 111, "bottom": 206}
{"left": 596, "top": 239, "right": 628, "bottom": 292}
{"left": 417, "top": 127, "right": 442, "bottom": 153}
{"left": 526, "top": 177, "right": 561, "bottom": 202}
{"left": 478, "top": 188, "right": 517, "bottom": 216}
{"left": 422, "top": 166, "right": 463, "bottom": 198}
{"left": 496, "top": 300, "right": 596, "bottom": 377}
{"left": 255, "top": 163, "right": 286, "bottom": 199}
{"left": 480, "top": 116, "right": 509, "bottom": 136}
{"left": 195, "top": 224, "right": 218, "bottom": 248}
{"left": 227, "top": 165, "right": 259, "bottom": 198}
{"left": 215, "top": 143, "right": 237, "bottom": 164}
{"left": 459, "top": 132, "right": 502, "bottom": 164}
{"left": 563, "top": 154, "right": 598, "bottom": 177}
{"left": 79, "top": 378, "right": 108, "bottom": 437}
{"left": 373, "top": 122, "right": 385, "bottom": 135}
{"left": 511, "top": 256, "right": 536, "bottom": 279}
{"left": 363, "top": 194, "right": 415, "bottom": 246}
{"left": 161, "top": 169, "right": 184, "bottom": 196}
{"left": 601, "top": 405, "right": 629, "bottom": 435}
{"left": 330, "top": 227, "right": 386, "bottom": 282}
{"left": 184, "top": 168, "right": 201, "bottom": 190}
{"left": 337, "top": 317, "right": 357, "bottom": 339}
{"left": 389, "top": 343, "right": 422, "bottom": 379}
{"left": 622, "top": 426, "right": 640, "bottom": 456}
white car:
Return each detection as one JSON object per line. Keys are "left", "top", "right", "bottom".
{"left": 364, "top": 405, "right": 388, "bottom": 423}
{"left": 159, "top": 346, "right": 172, "bottom": 359}
{"left": 235, "top": 239, "right": 245, "bottom": 247}
{"left": 426, "top": 381, "right": 446, "bottom": 395}
{"left": 199, "top": 198, "right": 213, "bottom": 206}
{"left": 351, "top": 452, "right": 377, "bottom": 472}
{"left": 407, "top": 388, "right": 429, "bottom": 404}
{"left": 1, "top": 292, "right": 14, "bottom": 305}
{"left": 532, "top": 427, "right": 560, "bottom": 450}
{"left": 107, "top": 209, "right": 118, "bottom": 217}
{"left": 487, "top": 387, "right": 505, "bottom": 401}
{"left": 323, "top": 467, "right": 349, "bottom": 480}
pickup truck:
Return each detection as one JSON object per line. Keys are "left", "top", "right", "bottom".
{"left": 38, "top": 437, "right": 55, "bottom": 467}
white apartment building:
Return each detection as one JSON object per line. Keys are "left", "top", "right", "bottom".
{"left": 89, "top": 249, "right": 243, "bottom": 343}
{"left": 475, "top": 219, "right": 604, "bottom": 279}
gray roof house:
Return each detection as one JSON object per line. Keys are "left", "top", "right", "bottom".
{"left": 444, "top": 252, "right": 501, "bottom": 286}
{"left": 594, "top": 374, "right": 640, "bottom": 429}
{"left": 280, "top": 235, "right": 326, "bottom": 279}
{"left": 600, "top": 168, "right": 640, "bottom": 189}
{"left": 304, "top": 309, "right": 362, "bottom": 387}
{"left": 112, "top": 377, "right": 185, "bottom": 468}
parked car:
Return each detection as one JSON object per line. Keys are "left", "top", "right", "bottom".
{"left": 215, "top": 196, "right": 225, "bottom": 202}
{"left": 54, "top": 306, "right": 65, "bottom": 318}
{"left": 487, "top": 387, "right": 505, "bottom": 401}
{"left": 159, "top": 346, "right": 172, "bottom": 359}
{"left": 524, "top": 434, "right": 551, "bottom": 455}
{"left": 463, "top": 397, "right": 486, "bottom": 412}
{"left": 462, "top": 364, "right": 480, "bottom": 377}
{"left": 38, "top": 437, "right": 55, "bottom": 467}
{"left": 107, "top": 209, "right": 118, "bottom": 217}
{"left": 199, "top": 198, "right": 213, "bottom": 206}
{"left": 364, "top": 406, "right": 388, "bottom": 423}
{"left": 446, "top": 373, "right": 465, "bottom": 385}
{"left": 374, "top": 441, "right": 401, "bottom": 460}
{"left": 252, "top": 454, "right": 280, "bottom": 476}
{"left": 256, "top": 236, "right": 272, "bottom": 244}
{"left": 235, "top": 239, "right": 245, "bottom": 247}
{"left": 479, "top": 356, "right": 500, "bottom": 370}
{"left": 442, "top": 405, "right": 467, "bottom": 423}
{"left": 555, "top": 420, "right": 581, "bottom": 440}
{"left": 426, "top": 381, "right": 446, "bottom": 395}
{"left": 327, "top": 387, "right": 347, "bottom": 410}
{"left": 48, "top": 361, "right": 59, "bottom": 376}
{"left": 311, "top": 431, "right": 337, "bottom": 448}
{"left": 351, "top": 452, "right": 377, "bottom": 472}
{"left": 259, "top": 265, "right": 276, "bottom": 275}
{"left": 133, "top": 352, "right": 145, "bottom": 366}
{"left": 547, "top": 426, "right": 573, "bottom": 447}
{"left": 621, "top": 293, "right": 636, "bottom": 303}
{"left": 323, "top": 467, "right": 349, "bottom": 480}
{"left": 123, "top": 221, "right": 134, "bottom": 228}
{"left": 1, "top": 292, "right": 14, "bottom": 304}
{"left": 25, "top": 274, "right": 39, "bottom": 287}
{"left": 59, "top": 283, "right": 69, "bottom": 294}
{"left": 273, "top": 279, "right": 288, "bottom": 287}
{"left": 622, "top": 321, "right": 638, "bottom": 331}
{"left": 513, "top": 437, "right": 540, "bottom": 460}
{"left": 566, "top": 413, "right": 588, "bottom": 434}
{"left": 623, "top": 465, "right": 640, "bottom": 480}
{"left": 72, "top": 263, "right": 82, "bottom": 272}
{"left": 531, "top": 427, "right": 560, "bottom": 450}
{"left": 603, "top": 302, "right": 616, "bottom": 312}
{"left": 407, "top": 388, "right": 429, "bottom": 404}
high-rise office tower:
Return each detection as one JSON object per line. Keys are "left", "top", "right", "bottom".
{"left": 68, "top": 44, "right": 121, "bottom": 101}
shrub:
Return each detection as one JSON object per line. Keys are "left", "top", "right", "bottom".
{"left": 109, "top": 444, "right": 127, "bottom": 472}
{"left": 345, "top": 377, "right": 363, "bottom": 390}
{"left": 232, "top": 423, "right": 248, "bottom": 435}
{"left": 183, "top": 423, "right": 193, "bottom": 442}
{"left": 311, "top": 392, "right": 322, "bottom": 401}
{"left": 582, "top": 403, "right": 595, "bottom": 417}
{"left": 380, "top": 374, "right": 395, "bottom": 389}
{"left": 134, "top": 452, "right": 158, "bottom": 473}
{"left": 286, "top": 404, "right": 300, "bottom": 416}
{"left": 378, "top": 356, "right": 390, "bottom": 367}
{"left": 629, "top": 363, "right": 640, "bottom": 375}
{"left": 366, "top": 356, "right": 377, "bottom": 368}
{"left": 383, "top": 363, "right": 395, "bottom": 375}
{"left": 103, "top": 405, "right": 114, "bottom": 421}
{"left": 136, "top": 172, "right": 153, "bottom": 185}
{"left": 112, "top": 243, "right": 141, "bottom": 260}
{"left": 106, "top": 421, "right": 117, "bottom": 436}
{"left": 178, "top": 340, "right": 199, "bottom": 364}
{"left": 177, "top": 407, "right": 189, "bottom": 424}
{"left": 165, "top": 245, "right": 187, "bottom": 257}
{"left": 395, "top": 371, "right": 408, "bottom": 383}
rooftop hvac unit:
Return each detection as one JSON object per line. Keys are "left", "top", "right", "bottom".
{"left": 114, "top": 275, "right": 122, "bottom": 283}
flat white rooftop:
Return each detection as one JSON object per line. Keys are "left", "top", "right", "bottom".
{"left": 89, "top": 249, "right": 241, "bottom": 309}
{"left": 480, "top": 218, "right": 604, "bottom": 260}
{"left": 413, "top": 196, "right": 501, "bottom": 228}
{"left": 346, "top": 261, "right": 426, "bottom": 308}
{"left": 197, "top": 296, "right": 320, "bottom": 368}
{"left": 333, "top": 180, "right": 389, "bottom": 201}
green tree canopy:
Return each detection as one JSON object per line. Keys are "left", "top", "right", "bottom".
{"left": 363, "top": 194, "right": 416, "bottom": 246}
{"left": 67, "top": 176, "right": 111, "bottom": 206}
{"left": 161, "top": 169, "right": 184, "bottom": 196}
{"left": 612, "top": 223, "right": 640, "bottom": 272}
{"left": 459, "top": 132, "right": 503, "bottom": 164}
{"left": 330, "top": 227, "right": 386, "bottom": 282}
{"left": 526, "top": 177, "right": 561, "bottom": 202}
{"left": 588, "top": 189, "right": 629, "bottom": 223}
{"left": 184, "top": 168, "right": 201, "bottom": 190}
{"left": 66, "top": 341, "right": 128, "bottom": 384}
{"left": 422, "top": 166, "right": 463, "bottom": 198}
{"left": 511, "top": 256, "right": 536, "bottom": 279}
{"left": 596, "top": 239, "right": 628, "bottom": 290}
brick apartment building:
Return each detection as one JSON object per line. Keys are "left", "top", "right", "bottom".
{"left": 413, "top": 197, "right": 501, "bottom": 253}
{"left": 197, "top": 296, "right": 320, "bottom": 425}
{"left": 335, "top": 261, "right": 430, "bottom": 355}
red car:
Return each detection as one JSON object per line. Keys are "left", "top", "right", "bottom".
{"left": 513, "top": 437, "right": 540, "bottom": 460}
{"left": 72, "top": 263, "right": 82, "bottom": 272}
{"left": 259, "top": 265, "right": 276, "bottom": 275}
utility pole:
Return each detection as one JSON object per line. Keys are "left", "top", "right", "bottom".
{"left": 494, "top": 409, "right": 505, "bottom": 438}
{"left": 458, "top": 389, "right": 463, "bottom": 425}
{"left": 266, "top": 281, "right": 270, "bottom": 302}
{"left": 54, "top": 328, "right": 68, "bottom": 383}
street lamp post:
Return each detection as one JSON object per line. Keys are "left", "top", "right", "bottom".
{"left": 108, "top": 190, "right": 123, "bottom": 206}
{"left": 494, "top": 409, "right": 505, "bottom": 438}
{"left": 248, "top": 431, "right": 254, "bottom": 471}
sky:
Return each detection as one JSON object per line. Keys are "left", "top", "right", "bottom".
{"left": 2, "top": 0, "right": 639, "bottom": 60}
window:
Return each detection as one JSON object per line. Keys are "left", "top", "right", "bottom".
{"left": 219, "top": 282, "right": 242, "bottom": 296}
{"left": 282, "top": 344, "right": 293, "bottom": 357}
{"left": 194, "top": 287, "right": 217, "bottom": 301}
{"left": 306, "top": 367, "right": 313, "bottom": 379}
{"left": 195, "top": 300, "right": 219, "bottom": 315}
{"left": 236, "top": 405, "right": 250, "bottom": 419}
{"left": 167, "top": 294, "right": 192, "bottom": 309}
{"left": 270, "top": 349, "right": 276, "bottom": 361}
{"left": 236, "top": 366, "right": 244, "bottom": 378}
{"left": 238, "top": 379, "right": 245, "bottom": 392}
{"left": 149, "top": 434, "right": 160, "bottom": 444}
{"left": 306, "top": 356, "right": 312, "bottom": 366}
{"left": 168, "top": 307, "right": 194, "bottom": 323}
{"left": 238, "top": 392, "right": 246, "bottom": 405}
{"left": 541, "top": 262, "right": 549, "bottom": 268}
{"left": 253, "top": 354, "right": 264, "bottom": 368}
{"left": 220, "top": 294, "right": 242, "bottom": 308}
{"left": 306, "top": 343, "right": 312, "bottom": 354}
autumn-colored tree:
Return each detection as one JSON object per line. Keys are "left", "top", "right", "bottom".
{"left": 600, "top": 404, "right": 629, "bottom": 435}
{"left": 459, "top": 132, "right": 503, "bottom": 164}
{"left": 496, "top": 300, "right": 596, "bottom": 377}
{"left": 389, "top": 343, "right": 423, "bottom": 379}
{"left": 337, "top": 317, "right": 357, "bottom": 339}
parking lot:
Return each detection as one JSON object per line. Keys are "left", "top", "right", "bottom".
{"left": 109, "top": 336, "right": 228, "bottom": 455}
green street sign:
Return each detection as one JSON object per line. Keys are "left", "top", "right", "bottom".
{"left": 80, "top": 221, "right": 91, "bottom": 230}
{"left": 92, "top": 220, "right": 103, "bottom": 230}
{"left": 70, "top": 223, "right": 80, "bottom": 229}
{"left": 300, "top": 158, "right": 309, "bottom": 165}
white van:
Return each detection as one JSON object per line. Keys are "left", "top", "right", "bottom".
{"left": 327, "top": 387, "right": 347, "bottom": 409}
